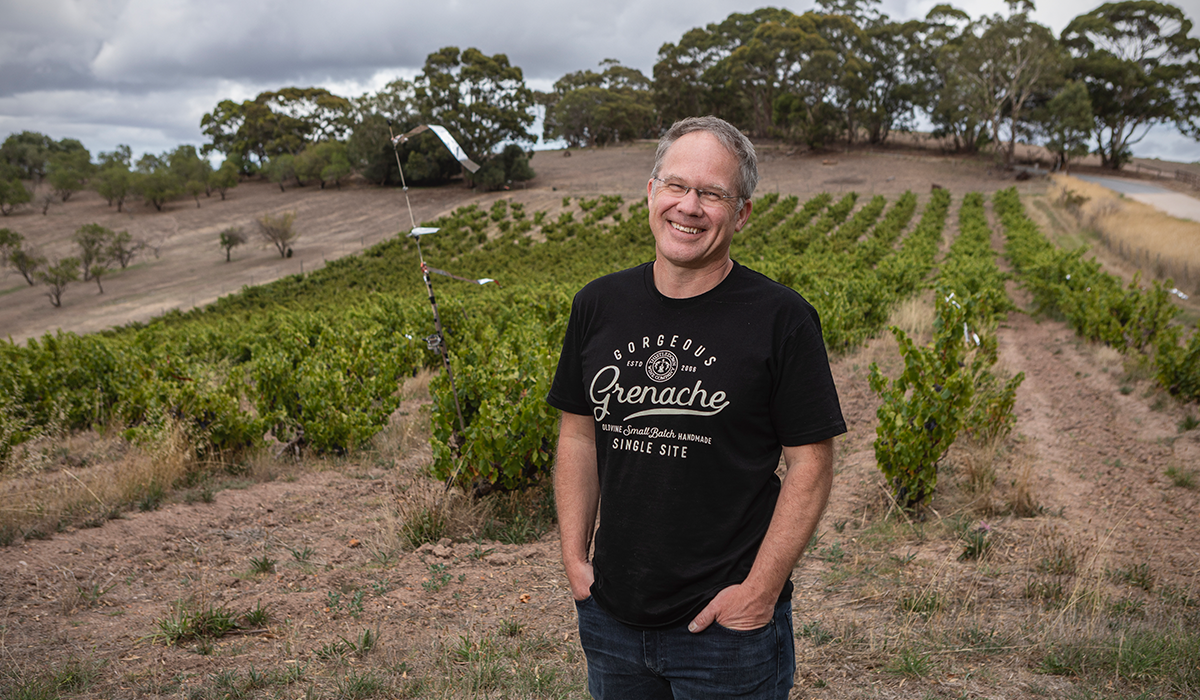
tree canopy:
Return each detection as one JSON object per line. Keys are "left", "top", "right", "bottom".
{"left": 1063, "top": 0, "right": 1200, "bottom": 168}
{"left": 413, "top": 47, "right": 537, "bottom": 163}
{"left": 12, "top": 0, "right": 1200, "bottom": 182}
{"left": 200, "top": 87, "right": 353, "bottom": 169}
{"left": 542, "top": 60, "right": 655, "bottom": 147}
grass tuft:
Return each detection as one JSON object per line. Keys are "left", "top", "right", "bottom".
{"left": 1166, "top": 465, "right": 1197, "bottom": 489}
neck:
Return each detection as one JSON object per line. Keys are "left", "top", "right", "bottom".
{"left": 652, "top": 258, "right": 733, "bottom": 299}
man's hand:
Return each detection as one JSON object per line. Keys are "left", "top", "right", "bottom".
{"left": 567, "top": 559, "right": 595, "bottom": 601}
{"left": 687, "top": 583, "right": 774, "bottom": 632}
{"left": 690, "top": 439, "right": 834, "bottom": 634}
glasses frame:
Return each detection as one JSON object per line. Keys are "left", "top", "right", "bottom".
{"left": 652, "top": 177, "right": 742, "bottom": 208}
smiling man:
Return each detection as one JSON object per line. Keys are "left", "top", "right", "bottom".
{"left": 547, "top": 115, "right": 846, "bottom": 699}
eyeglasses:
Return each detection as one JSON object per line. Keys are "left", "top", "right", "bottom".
{"left": 652, "top": 178, "right": 741, "bottom": 206}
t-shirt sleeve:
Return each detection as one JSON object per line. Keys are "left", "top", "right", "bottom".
{"left": 546, "top": 292, "right": 592, "bottom": 416}
{"left": 770, "top": 308, "right": 847, "bottom": 446}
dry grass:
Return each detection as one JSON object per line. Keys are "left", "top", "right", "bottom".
{"left": 1051, "top": 174, "right": 1200, "bottom": 291}
{"left": 0, "top": 419, "right": 199, "bottom": 543}
{"left": 370, "top": 369, "right": 435, "bottom": 462}
{"left": 888, "top": 292, "right": 935, "bottom": 344}
{"left": 1007, "top": 449, "right": 1040, "bottom": 517}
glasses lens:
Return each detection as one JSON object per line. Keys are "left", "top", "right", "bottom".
{"left": 658, "top": 180, "right": 735, "bottom": 205}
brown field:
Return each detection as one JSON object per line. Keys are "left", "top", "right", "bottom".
{"left": 1, "top": 143, "right": 1199, "bottom": 699}
{"left": 1046, "top": 174, "right": 1200, "bottom": 293}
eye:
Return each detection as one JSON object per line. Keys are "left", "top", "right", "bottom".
{"left": 664, "top": 182, "right": 688, "bottom": 195}
{"left": 695, "top": 188, "right": 724, "bottom": 203}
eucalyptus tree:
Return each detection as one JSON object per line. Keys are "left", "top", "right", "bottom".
{"left": 1035, "top": 80, "right": 1094, "bottom": 172}
{"left": 652, "top": 8, "right": 792, "bottom": 133}
{"left": 413, "top": 46, "right": 537, "bottom": 166}
{"left": 94, "top": 145, "right": 133, "bottom": 211}
{"left": 543, "top": 59, "right": 655, "bottom": 147}
{"left": 1062, "top": 1, "right": 1200, "bottom": 169}
{"left": 936, "top": 2, "right": 1065, "bottom": 166}
{"left": 201, "top": 87, "right": 353, "bottom": 169}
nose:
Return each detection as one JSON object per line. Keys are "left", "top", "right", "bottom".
{"left": 674, "top": 187, "right": 705, "bottom": 215}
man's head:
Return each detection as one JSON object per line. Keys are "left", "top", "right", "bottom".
{"left": 645, "top": 117, "right": 757, "bottom": 283}
{"left": 651, "top": 116, "right": 758, "bottom": 203}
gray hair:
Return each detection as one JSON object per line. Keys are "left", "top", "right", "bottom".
{"left": 651, "top": 116, "right": 758, "bottom": 201}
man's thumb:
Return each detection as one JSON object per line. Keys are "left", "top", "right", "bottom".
{"left": 688, "top": 606, "right": 714, "bottom": 634}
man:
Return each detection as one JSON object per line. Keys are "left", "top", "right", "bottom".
{"left": 547, "top": 115, "right": 846, "bottom": 699}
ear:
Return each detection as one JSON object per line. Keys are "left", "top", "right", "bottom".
{"left": 646, "top": 178, "right": 655, "bottom": 207}
{"left": 734, "top": 199, "right": 753, "bottom": 232}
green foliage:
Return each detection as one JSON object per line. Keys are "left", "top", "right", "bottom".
{"left": 0, "top": 130, "right": 63, "bottom": 180}
{"left": 414, "top": 46, "right": 536, "bottom": 163}
{"left": 132, "top": 162, "right": 180, "bottom": 212}
{"left": 219, "top": 226, "right": 247, "bottom": 262}
{"left": 1063, "top": 1, "right": 1200, "bottom": 170}
{"left": 995, "top": 187, "right": 1190, "bottom": 400}
{"left": 93, "top": 164, "right": 133, "bottom": 211}
{"left": 249, "top": 554, "right": 276, "bottom": 574}
{"left": 46, "top": 147, "right": 93, "bottom": 202}
{"left": 154, "top": 600, "right": 239, "bottom": 645}
{"left": 296, "top": 140, "right": 352, "bottom": 189}
{"left": 423, "top": 563, "right": 453, "bottom": 592}
{"left": 1037, "top": 80, "right": 1093, "bottom": 171}
{"left": 209, "top": 160, "right": 239, "bottom": 199}
{"left": 0, "top": 227, "right": 21, "bottom": 258}
{"left": 0, "top": 176, "right": 32, "bottom": 215}
{"left": 0, "top": 187, "right": 968, "bottom": 498}
{"left": 429, "top": 289, "right": 567, "bottom": 489}
{"left": 543, "top": 59, "right": 655, "bottom": 147}
{"left": 869, "top": 308, "right": 974, "bottom": 509}
{"left": 264, "top": 153, "right": 297, "bottom": 191}
{"left": 1042, "top": 626, "right": 1200, "bottom": 696}
{"left": 1, "top": 658, "right": 101, "bottom": 700}
{"left": 73, "top": 223, "right": 114, "bottom": 281}
{"left": 201, "top": 87, "right": 352, "bottom": 168}
{"left": 472, "top": 144, "right": 535, "bottom": 191}
{"left": 35, "top": 257, "right": 81, "bottom": 307}
{"left": 871, "top": 192, "right": 1022, "bottom": 509}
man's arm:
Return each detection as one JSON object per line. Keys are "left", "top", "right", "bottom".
{"left": 688, "top": 438, "right": 834, "bottom": 632}
{"left": 554, "top": 411, "right": 599, "bottom": 601}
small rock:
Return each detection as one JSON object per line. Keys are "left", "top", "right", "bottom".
{"left": 431, "top": 544, "right": 453, "bottom": 558}
{"left": 437, "top": 538, "right": 452, "bottom": 547}
{"left": 485, "top": 552, "right": 516, "bottom": 566}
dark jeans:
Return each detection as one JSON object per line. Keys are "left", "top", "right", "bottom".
{"left": 575, "top": 595, "right": 795, "bottom": 699}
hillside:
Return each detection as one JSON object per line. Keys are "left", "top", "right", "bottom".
{"left": 3, "top": 142, "right": 1030, "bottom": 343}
{"left": 1, "top": 145, "right": 1198, "bottom": 700}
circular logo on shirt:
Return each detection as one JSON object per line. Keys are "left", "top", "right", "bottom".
{"left": 646, "top": 350, "right": 679, "bottom": 383}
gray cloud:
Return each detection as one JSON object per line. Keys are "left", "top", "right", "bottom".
{"left": 1, "top": 0, "right": 1197, "bottom": 161}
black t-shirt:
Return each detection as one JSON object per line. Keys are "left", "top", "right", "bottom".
{"left": 547, "top": 261, "right": 847, "bottom": 630}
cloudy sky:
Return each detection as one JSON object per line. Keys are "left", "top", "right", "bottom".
{"left": 2, "top": 0, "right": 1199, "bottom": 163}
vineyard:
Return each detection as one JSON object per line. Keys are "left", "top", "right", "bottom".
{"left": 4, "top": 182, "right": 1200, "bottom": 510}
{"left": 2, "top": 178, "right": 1200, "bottom": 699}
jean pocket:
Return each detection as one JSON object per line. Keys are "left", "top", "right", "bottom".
{"left": 712, "top": 618, "right": 774, "bottom": 637}
{"left": 573, "top": 595, "right": 594, "bottom": 607}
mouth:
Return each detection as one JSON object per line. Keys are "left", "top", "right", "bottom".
{"left": 670, "top": 222, "right": 702, "bottom": 235}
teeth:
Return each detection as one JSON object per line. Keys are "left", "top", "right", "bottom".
{"left": 672, "top": 223, "right": 701, "bottom": 234}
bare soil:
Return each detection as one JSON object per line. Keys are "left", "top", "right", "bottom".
{"left": 2, "top": 144, "right": 1198, "bottom": 699}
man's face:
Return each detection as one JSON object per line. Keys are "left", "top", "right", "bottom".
{"left": 646, "top": 131, "right": 752, "bottom": 273}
